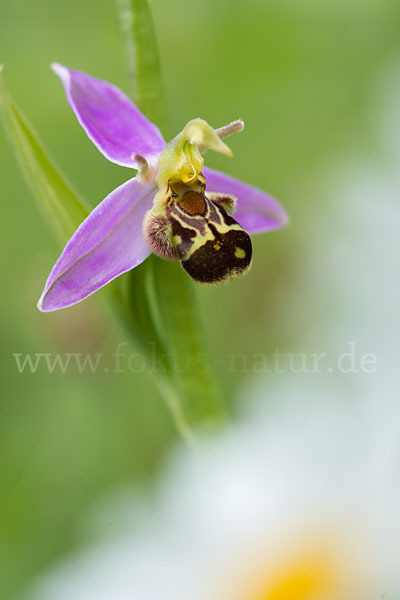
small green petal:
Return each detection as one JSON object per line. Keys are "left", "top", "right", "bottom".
{"left": 157, "top": 118, "right": 233, "bottom": 188}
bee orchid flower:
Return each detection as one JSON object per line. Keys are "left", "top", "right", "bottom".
{"left": 38, "top": 64, "right": 288, "bottom": 312}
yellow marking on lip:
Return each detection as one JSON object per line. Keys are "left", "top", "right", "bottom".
{"left": 235, "top": 247, "right": 246, "bottom": 259}
{"left": 171, "top": 201, "right": 247, "bottom": 262}
{"left": 172, "top": 234, "right": 183, "bottom": 246}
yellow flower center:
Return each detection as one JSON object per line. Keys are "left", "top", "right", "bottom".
{"left": 226, "top": 539, "right": 360, "bottom": 600}
{"left": 247, "top": 554, "right": 342, "bottom": 600}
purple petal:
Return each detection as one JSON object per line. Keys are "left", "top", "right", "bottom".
{"left": 204, "top": 167, "right": 288, "bottom": 234}
{"left": 52, "top": 63, "right": 166, "bottom": 168}
{"left": 38, "top": 178, "right": 155, "bottom": 311}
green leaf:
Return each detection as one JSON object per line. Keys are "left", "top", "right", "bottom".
{"left": 0, "top": 67, "right": 88, "bottom": 244}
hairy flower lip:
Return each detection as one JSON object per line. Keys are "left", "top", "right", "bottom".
{"left": 38, "top": 65, "right": 288, "bottom": 312}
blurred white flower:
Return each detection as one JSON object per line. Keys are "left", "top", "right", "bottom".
{"left": 28, "top": 377, "right": 400, "bottom": 600}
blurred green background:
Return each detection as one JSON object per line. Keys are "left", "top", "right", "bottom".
{"left": 1, "top": 0, "right": 399, "bottom": 597}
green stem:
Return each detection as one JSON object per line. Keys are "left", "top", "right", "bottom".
{"left": 115, "top": 0, "right": 168, "bottom": 134}
{"left": 114, "top": 0, "right": 226, "bottom": 435}
{"left": 153, "top": 260, "right": 225, "bottom": 427}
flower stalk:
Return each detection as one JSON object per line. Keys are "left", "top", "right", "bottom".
{"left": 115, "top": 0, "right": 168, "bottom": 134}
{"left": 114, "top": 0, "right": 226, "bottom": 433}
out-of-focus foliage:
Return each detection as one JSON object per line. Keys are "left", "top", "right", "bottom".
{"left": 0, "top": 70, "right": 89, "bottom": 244}
{"left": 1, "top": 0, "right": 399, "bottom": 598}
